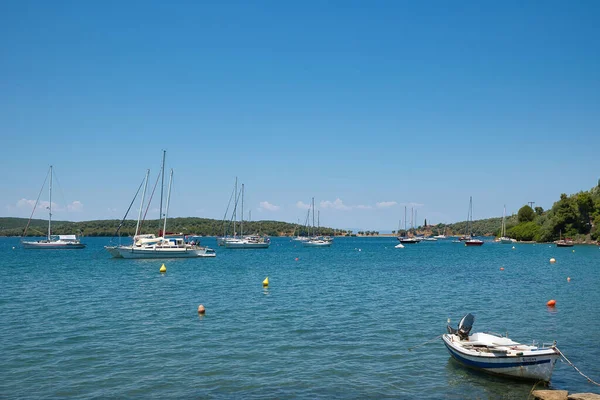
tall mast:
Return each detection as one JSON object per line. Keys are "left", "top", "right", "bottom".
{"left": 404, "top": 206, "right": 407, "bottom": 233}
{"left": 135, "top": 169, "right": 150, "bottom": 237}
{"left": 159, "top": 150, "right": 166, "bottom": 227}
{"left": 241, "top": 184, "right": 245, "bottom": 237}
{"left": 318, "top": 210, "right": 320, "bottom": 235}
{"left": 162, "top": 169, "right": 173, "bottom": 237}
{"left": 233, "top": 177, "right": 238, "bottom": 237}
{"left": 312, "top": 197, "right": 315, "bottom": 236}
{"left": 48, "top": 165, "right": 53, "bottom": 240}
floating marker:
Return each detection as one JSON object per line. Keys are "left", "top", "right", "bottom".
{"left": 500, "top": 267, "right": 504, "bottom": 271}
{"left": 572, "top": 249, "right": 575, "bottom": 253}
{"left": 512, "top": 246, "right": 515, "bottom": 249}
{"left": 197, "top": 304, "right": 205, "bottom": 314}
{"left": 295, "top": 257, "right": 299, "bottom": 261}
{"left": 160, "top": 263, "right": 166, "bottom": 273}
{"left": 262, "top": 277, "right": 269, "bottom": 287}
{"left": 549, "top": 258, "right": 556, "bottom": 264}
{"left": 547, "top": 299, "right": 556, "bottom": 307}
{"left": 567, "top": 277, "right": 571, "bottom": 282}
{"left": 12, "top": 246, "right": 15, "bottom": 250}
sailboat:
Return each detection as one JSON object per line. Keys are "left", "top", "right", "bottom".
{"left": 498, "top": 205, "right": 516, "bottom": 244}
{"left": 217, "top": 177, "right": 239, "bottom": 246}
{"left": 105, "top": 153, "right": 215, "bottom": 258}
{"left": 555, "top": 230, "right": 574, "bottom": 247}
{"left": 22, "top": 165, "right": 86, "bottom": 249}
{"left": 464, "top": 197, "right": 484, "bottom": 246}
{"left": 303, "top": 198, "right": 332, "bottom": 247}
{"left": 224, "top": 184, "right": 270, "bottom": 249}
{"left": 399, "top": 207, "right": 419, "bottom": 244}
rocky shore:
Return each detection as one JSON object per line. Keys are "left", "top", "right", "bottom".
{"left": 532, "top": 390, "right": 600, "bottom": 400}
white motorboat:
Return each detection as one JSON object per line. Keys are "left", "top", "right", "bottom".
{"left": 443, "top": 314, "right": 560, "bottom": 382}
{"left": 22, "top": 165, "right": 85, "bottom": 249}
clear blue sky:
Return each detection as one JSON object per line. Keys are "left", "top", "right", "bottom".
{"left": 1, "top": 1, "right": 598, "bottom": 231}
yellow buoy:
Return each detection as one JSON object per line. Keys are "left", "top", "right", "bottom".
{"left": 160, "top": 263, "right": 166, "bottom": 273}
{"left": 197, "top": 304, "right": 205, "bottom": 314}
{"left": 549, "top": 258, "right": 556, "bottom": 264}
{"left": 262, "top": 277, "right": 269, "bottom": 287}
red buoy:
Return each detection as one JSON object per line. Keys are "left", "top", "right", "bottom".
{"left": 500, "top": 267, "right": 504, "bottom": 271}
{"left": 547, "top": 299, "right": 556, "bottom": 307}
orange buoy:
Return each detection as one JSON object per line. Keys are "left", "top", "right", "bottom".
{"left": 547, "top": 299, "right": 556, "bottom": 307}
{"left": 500, "top": 267, "right": 504, "bottom": 271}
{"left": 549, "top": 258, "right": 556, "bottom": 264}
{"left": 197, "top": 304, "right": 206, "bottom": 314}
{"left": 295, "top": 257, "right": 299, "bottom": 261}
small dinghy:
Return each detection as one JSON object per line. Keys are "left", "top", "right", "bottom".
{"left": 442, "top": 314, "right": 560, "bottom": 382}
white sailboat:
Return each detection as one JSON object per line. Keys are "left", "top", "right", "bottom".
{"left": 498, "top": 205, "right": 516, "bottom": 244}
{"left": 105, "top": 153, "right": 215, "bottom": 258}
{"left": 224, "top": 184, "right": 270, "bottom": 249}
{"left": 464, "top": 197, "right": 483, "bottom": 246}
{"left": 303, "top": 198, "right": 332, "bottom": 247}
{"left": 22, "top": 165, "right": 86, "bottom": 249}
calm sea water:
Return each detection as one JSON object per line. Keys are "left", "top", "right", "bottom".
{"left": 1, "top": 236, "right": 599, "bottom": 399}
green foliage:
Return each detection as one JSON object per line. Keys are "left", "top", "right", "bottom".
{"left": 534, "top": 206, "right": 544, "bottom": 216}
{"left": 0, "top": 217, "right": 349, "bottom": 238}
{"left": 507, "top": 221, "right": 541, "bottom": 241}
{"left": 517, "top": 205, "right": 535, "bottom": 222}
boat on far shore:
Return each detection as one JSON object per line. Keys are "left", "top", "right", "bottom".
{"left": 555, "top": 230, "right": 574, "bottom": 247}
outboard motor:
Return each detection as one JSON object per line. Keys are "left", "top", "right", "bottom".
{"left": 447, "top": 313, "right": 474, "bottom": 340}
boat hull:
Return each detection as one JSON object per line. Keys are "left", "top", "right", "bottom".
{"left": 105, "top": 246, "right": 216, "bottom": 258}
{"left": 23, "top": 241, "right": 86, "bottom": 249}
{"left": 465, "top": 240, "right": 484, "bottom": 246}
{"left": 442, "top": 334, "right": 559, "bottom": 382}
{"left": 224, "top": 242, "right": 270, "bottom": 249}
{"left": 303, "top": 241, "right": 332, "bottom": 247}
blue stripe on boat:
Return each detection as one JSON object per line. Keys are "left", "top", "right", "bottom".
{"left": 445, "top": 342, "right": 551, "bottom": 369}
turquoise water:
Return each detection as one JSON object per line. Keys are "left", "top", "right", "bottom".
{"left": 1, "top": 237, "right": 599, "bottom": 399}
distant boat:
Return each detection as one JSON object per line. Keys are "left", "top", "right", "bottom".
{"left": 443, "top": 313, "right": 560, "bottom": 382}
{"left": 398, "top": 206, "right": 420, "bottom": 244}
{"left": 555, "top": 230, "right": 574, "bottom": 247}
{"left": 464, "top": 197, "right": 483, "bottom": 246}
{"left": 498, "top": 205, "right": 516, "bottom": 244}
{"left": 22, "top": 165, "right": 85, "bottom": 249}
{"left": 224, "top": 183, "right": 270, "bottom": 249}
{"left": 394, "top": 243, "right": 405, "bottom": 249}
{"left": 303, "top": 197, "right": 332, "bottom": 247}
{"left": 422, "top": 237, "right": 438, "bottom": 242}
{"left": 105, "top": 153, "right": 215, "bottom": 258}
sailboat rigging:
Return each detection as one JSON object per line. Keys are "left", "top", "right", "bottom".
{"left": 22, "top": 165, "right": 86, "bottom": 249}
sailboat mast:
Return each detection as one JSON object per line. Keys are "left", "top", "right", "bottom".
{"left": 233, "top": 177, "right": 238, "bottom": 237}
{"left": 312, "top": 197, "right": 315, "bottom": 236}
{"left": 159, "top": 150, "right": 166, "bottom": 227}
{"left": 241, "top": 184, "right": 244, "bottom": 237}
{"left": 48, "top": 165, "right": 53, "bottom": 240}
{"left": 502, "top": 205, "right": 506, "bottom": 237}
{"left": 162, "top": 169, "right": 173, "bottom": 237}
{"left": 404, "top": 206, "right": 407, "bottom": 233}
{"left": 135, "top": 169, "right": 150, "bottom": 237}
